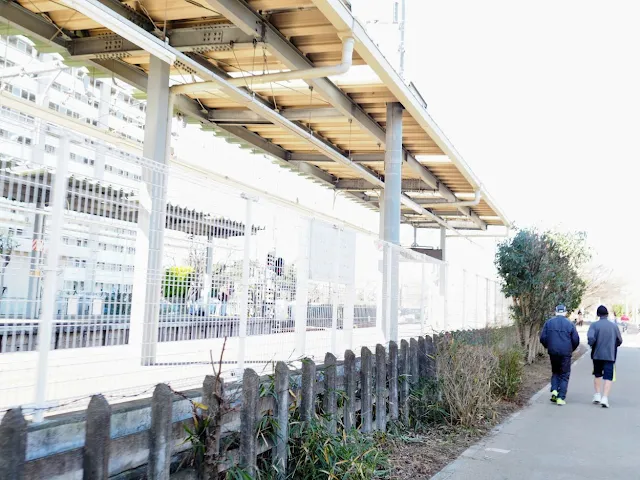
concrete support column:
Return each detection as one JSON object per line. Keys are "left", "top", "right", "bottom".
{"left": 378, "top": 191, "right": 385, "bottom": 240}
{"left": 381, "top": 102, "right": 403, "bottom": 343}
{"left": 440, "top": 226, "right": 448, "bottom": 329}
{"left": 33, "top": 134, "right": 70, "bottom": 422}
{"left": 237, "top": 197, "right": 253, "bottom": 370}
{"left": 294, "top": 218, "right": 310, "bottom": 357}
{"left": 86, "top": 81, "right": 110, "bottom": 300}
{"left": 130, "top": 56, "right": 172, "bottom": 365}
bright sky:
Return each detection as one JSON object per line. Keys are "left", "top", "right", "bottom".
{"left": 353, "top": 0, "right": 640, "bottom": 284}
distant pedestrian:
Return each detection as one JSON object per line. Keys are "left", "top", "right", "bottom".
{"left": 588, "top": 305, "right": 623, "bottom": 408}
{"left": 540, "top": 304, "right": 581, "bottom": 406}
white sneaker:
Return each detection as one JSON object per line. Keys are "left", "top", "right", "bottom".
{"left": 592, "top": 393, "right": 602, "bottom": 404}
{"left": 601, "top": 396, "right": 609, "bottom": 408}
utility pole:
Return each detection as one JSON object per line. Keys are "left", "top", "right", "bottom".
{"left": 394, "top": 0, "right": 406, "bottom": 79}
{"left": 400, "top": 0, "right": 406, "bottom": 78}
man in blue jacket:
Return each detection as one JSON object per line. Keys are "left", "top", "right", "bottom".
{"left": 540, "top": 304, "right": 581, "bottom": 405}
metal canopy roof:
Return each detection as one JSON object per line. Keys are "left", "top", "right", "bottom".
{"left": 0, "top": 0, "right": 510, "bottom": 232}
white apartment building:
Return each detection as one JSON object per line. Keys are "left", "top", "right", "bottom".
{"left": 0, "top": 34, "right": 188, "bottom": 317}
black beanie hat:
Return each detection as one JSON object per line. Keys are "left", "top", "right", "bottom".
{"left": 596, "top": 305, "right": 608, "bottom": 317}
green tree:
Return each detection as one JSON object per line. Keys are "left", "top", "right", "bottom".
{"left": 163, "top": 266, "right": 194, "bottom": 300}
{"left": 495, "top": 229, "right": 588, "bottom": 363}
{"left": 612, "top": 304, "right": 624, "bottom": 318}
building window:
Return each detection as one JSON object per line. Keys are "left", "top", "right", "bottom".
{"left": 45, "top": 144, "right": 56, "bottom": 154}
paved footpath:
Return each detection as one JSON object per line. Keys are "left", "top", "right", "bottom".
{"left": 432, "top": 335, "right": 640, "bottom": 480}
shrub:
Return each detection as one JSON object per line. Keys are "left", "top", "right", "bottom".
{"left": 493, "top": 346, "right": 524, "bottom": 400}
{"left": 436, "top": 340, "right": 497, "bottom": 427}
{"left": 407, "top": 378, "right": 449, "bottom": 430}
{"left": 287, "top": 420, "right": 389, "bottom": 479}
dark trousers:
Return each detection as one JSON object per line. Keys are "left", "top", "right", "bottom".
{"left": 550, "top": 354, "right": 572, "bottom": 400}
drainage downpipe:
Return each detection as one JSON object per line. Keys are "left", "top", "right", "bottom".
{"left": 419, "top": 190, "right": 482, "bottom": 209}
{"left": 172, "top": 37, "right": 356, "bottom": 95}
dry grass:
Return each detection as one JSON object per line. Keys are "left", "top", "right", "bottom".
{"left": 388, "top": 345, "right": 588, "bottom": 480}
{"left": 436, "top": 342, "right": 497, "bottom": 427}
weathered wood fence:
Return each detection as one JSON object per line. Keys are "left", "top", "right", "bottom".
{"left": 0, "top": 335, "right": 443, "bottom": 479}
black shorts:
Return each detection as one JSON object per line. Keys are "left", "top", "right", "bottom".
{"left": 593, "top": 359, "right": 615, "bottom": 381}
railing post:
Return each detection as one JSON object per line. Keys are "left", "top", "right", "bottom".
{"left": 375, "top": 344, "right": 387, "bottom": 431}
{"left": 203, "top": 375, "right": 224, "bottom": 479}
{"left": 301, "top": 358, "right": 316, "bottom": 423}
{"left": 240, "top": 369, "right": 259, "bottom": 475}
{"left": 360, "top": 346, "right": 373, "bottom": 433}
{"left": 417, "top": 336, "right": 428, "bottom": 380}
{"left": 148, "top": 384, "right": 173, "bottom": 480}
{"left": 274, "top": 362, "right": 289, "bottom": 479}
{"left": 388, "top": 341, "right": 399, "bottom": 421}
{"left": 84, "top": 395, "right": 111, "bottom": 480}
{"left": 420, "top": 261, "right": 426, "bottom": 335}
{"left": 343, "top": 350, "right": 356, "bottom": 430}
{"left": 324, "top": 353, "right": 337, "bottom": 434}
{"left": 0, "top": 408, "right": 27, "bottom": 479}
{"left": 33, "top": 133, "right": 69, "bottom": 422}
{"left": 409, "top": 338, "right": 418, "bottom": 386}
{"left": 399, "top": 339, "right": 409, "bottom": 424}
{"left": 238, "top": 196, "right": 253, "bottom": 370}
{"left": 295, "top": 218, "right": 310, "bottom": 357}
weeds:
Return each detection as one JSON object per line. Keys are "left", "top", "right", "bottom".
{"left": 287, "top": 420, "right": 390, "bottom": 479}
{"left": 407, "top": 379, "right": 449, "bottom": 430}
{"left": 493, "top": 346, "right": 524, "bottom": 400}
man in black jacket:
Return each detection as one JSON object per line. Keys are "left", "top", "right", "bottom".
{"left": 540, "top": 305, "right": 581, "bottom": 405}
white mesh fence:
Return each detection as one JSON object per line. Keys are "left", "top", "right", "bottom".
{"left": 0, "top": 83, "right": 511, "bottom": 420}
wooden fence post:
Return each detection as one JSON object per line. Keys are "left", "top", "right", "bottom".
{"left": 344, "top": 350, "right": 356, "bottom": 430}
{"left": 375, "top": 344, "right": 387, "bottom": 431}
{"left": 240, "top": 369, "right": 259, "bottom": 475}
{"left": 301, "top": 358, "right": 316, "bottom": 423}
{"left": 418, "top": 336, "right": 428, "bottom": 380}
{"left": 275, "top": 361, "right": 289, "bottom": 479}
{"left": 84, "top": 395, "right": 111, "bottom": 480}
{"left": 203, "top": 374, "right": 224, "bottom": 480}
{"left": 323, "top": 353, "right": 337, "bottom": 434}
{"left": 0, "top": 408, "right": 27, "bottom": 480}
{"left": 388, "top": 341, "right": 399, "bottom": 421}
{"left": 425, "top": 335, "right": 436, "bottom": 378}
{"left": 360, "top": 346, "right": 373, "bottom": 433}
{"left": 148, "top": 384, "right": 173, "bottom": 480}
{"left": 409, "top": 338, "right": 419, "bottom": 385}
{"left": 399, "top": 339, "right": 410, "bottom": 424}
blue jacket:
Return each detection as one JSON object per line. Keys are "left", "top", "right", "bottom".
{"left": 540, "top": 315, "right": 580, "bottom": 356}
